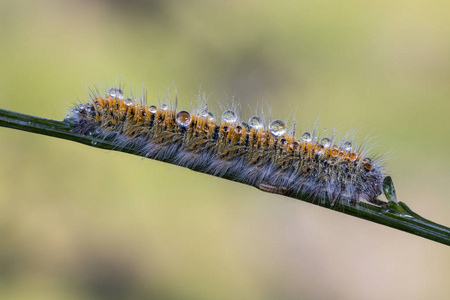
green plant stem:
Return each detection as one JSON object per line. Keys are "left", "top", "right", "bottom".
{"left": 1, "top": 108, "right": 449, "bottom": 246}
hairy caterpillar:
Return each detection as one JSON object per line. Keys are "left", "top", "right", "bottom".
{"left": 65, "top": 87, "right": 386, "bottom": 206}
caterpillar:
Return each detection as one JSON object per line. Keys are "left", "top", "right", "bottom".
{"left": 65, "top": 87, "right": 386, "bottom": 206}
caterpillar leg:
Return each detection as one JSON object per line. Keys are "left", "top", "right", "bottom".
{"left": 258, "top": 184, "right": 288, "bottom": 195}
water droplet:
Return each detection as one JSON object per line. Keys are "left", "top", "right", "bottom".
{"left": 149, "top": 105, "right": 157, "bottom": 113}
{"left": 124, "top": 98, "right": 133, "bottom": 106}
{"left": 320, "top": 137, "right": 331, "bottom": 148}
{"left": 207, "top": 112, "right": 215, "bottom": 121}
{"left": 248, "top": 116, "right": 263, "bottom": 129}
{"left": 241, "top": 122, "right": 250, "bottom": 131}
{"left": 349, "top": 152, "right": 357, "bottom": 161}
{"left": 269, "top": 120, "right": 286, "bottom": 137}
{"left": 222, "top": 110, "right": 237, "bottom": 123}
{"left": 108, "top": 88, "right": 124, "bottom": 99}
{"left": 176, "top": 111, "right": 191, "bottom": 127}
{"left": 279, "top": 138, "right": 287, "bottom": 146}
{"left": 91, "top": 140, "right": 97, "bottom": 145}
{"left": 301, "top": 132, "right": 312, "bottom": 142}
{"left": 234, "top": 125, "right": 243, "bottom": 134}
{"left": 343, "top": 141, "right": 352, "bottom": 151}
{"left": 201, "top": 109, "right": 209, "bottom": 117}
{"left": 161, "top": 104, "right": 169, "bottom": 111}
{"left": 320, "top": 138, "right": 331, "bottom": 148}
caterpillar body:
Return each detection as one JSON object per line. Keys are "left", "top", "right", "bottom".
{"left": 66, "top": 87, "right": 386, "bottom": 206}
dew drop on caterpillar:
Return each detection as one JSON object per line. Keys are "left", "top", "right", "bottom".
{"left": 64, "top": 86, "right": 386, "bottom": 206}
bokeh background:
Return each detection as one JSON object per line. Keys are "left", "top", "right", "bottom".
{"left": 1, "top": 0, "right": 449, "bottom": 299}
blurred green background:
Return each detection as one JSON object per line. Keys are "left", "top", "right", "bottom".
{"left": 1, "top": 0, "right": 449, "bottom": 299}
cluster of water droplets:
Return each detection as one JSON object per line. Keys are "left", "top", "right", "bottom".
{"left": 102, "top": 94, "right": 360, "bottom": 155}
{"left": 176, "top": 105, "right": 214, "bottom": 127}
{"left": 205, "top": 108, "right": 356, "bottom": 153}
{"left": 175, "top": 105, "right": 218, "bottom": 127}
{"left": 300, "top": 130, "right": 355, "bottom": 154}
{"left": 201, "top": 107, "right": 215, "bottom": 121}
{"left": 109, "top": 88, "right": 136, "bottom": 107}
{"left": 108, "top": 88, "right": 124, "bottom": 100}
{"left": 219, "top": 110, "right": 288, "bottom": 137}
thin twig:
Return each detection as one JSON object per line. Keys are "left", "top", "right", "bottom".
{"left": 1, "top": 108, "right": 449, "bottom": 245}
